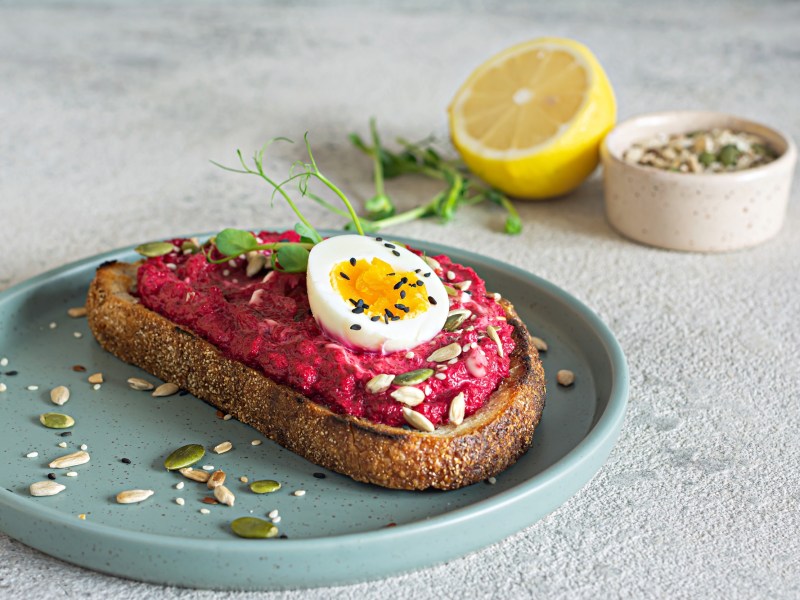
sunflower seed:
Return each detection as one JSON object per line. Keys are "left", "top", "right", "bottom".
{"left": 557, "top": 369, "right": 575, "bottom": 386}
{"left": 530, "top": 336, "right": 548, "bottom": 352}
{"left": 444, "top": 309, "right": 471, "bottom": 332}
{"left": 39, "top": 413, "right": 75, "bottom": 429}
{"left": 486, "top": 325, "right": 504, "bottom": 357}
{"left": 87, "top": 373, "right": 103, "bottom": 384}
{"left": 164, "top": 444, "right": 205, "bottom": 470}
{"left": 423, "top": 256, "right": 442, "bottom": 271}
{"left": 207, "top": 470, "right": 226, "bottom": 489}
{"left": 449, "top": 392, "right": 466, "bottom": 425}
{"left": 179, "top": 467, "right": 210, "bottom": 482}
{"left": 67, "top": 306, "right": 87, "bottom": 318}
{"left": 116, "top": 489, "right": 154, "bottom": 504}
{"left": 393, "top": 368, "right": 434, "bottom": 386}
{"left": 30, "top": 481, "right": 66, "bottom": 497}
{"left": 127, "top": 377, "right": 154, "bottom": 391}
{"left": 213, "top": 441, "right": 232, "bottom": 454}
{"left": 246, "top": 252, "right": 267, "bottom": 277}
{"left": 250, "top": 480, "right": 281, "bottom": 494}
{"left": 426, "top": 342, "right": 462, "bottom": 363}
{"left": 213, "top": 485, "right": 235, "bottom": 506}
{"left": 402, "top": 407, "right": 435, "bottom": 432}
{"left": 390, "top": 386, "right": 425, "bottom": 407}
{"left": 49, "top": 450, "right": 90, "bottom": 469}
{"left": 152, "top": 382, "right": 179, "bottom": 397}
{"left": 231, "top": 516, "right": 278, "bottom": 539}
{"left": 366, "top": 373, "right": 394, "bottom": 394}
{"left": 50, "top": 386, "right": 70, "bottom": 406}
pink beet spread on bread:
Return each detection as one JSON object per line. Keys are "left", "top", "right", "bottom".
{"left": 136, "top": 231, "right": 514, "bottom": 428}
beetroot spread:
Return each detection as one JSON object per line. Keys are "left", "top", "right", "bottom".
{"left": 136, "top": 231, "right": 515, "bottom": 428}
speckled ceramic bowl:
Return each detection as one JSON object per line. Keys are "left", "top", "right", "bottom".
{"left": 601, "top": 111, "right": 797, "bottom": 252}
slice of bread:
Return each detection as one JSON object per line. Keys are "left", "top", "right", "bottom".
{"left": 86, "top": 260, "right": 546, "bottom": 490}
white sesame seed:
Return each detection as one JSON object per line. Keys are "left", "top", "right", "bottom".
{"left": 25, "top": 451, "right": 38, "bottom": 458}
{"left": 487, "top": 476, "right": 497, "bottom": 485}
{"left": 424, "top": 385, "right": 432, "bottom": 395}
{"left": 222, "top": 269, "right": 230, "bottom": 277}
{"left": 73, "top": 332, "right": 83, "bottom": 339}
{"left": 49, "top": 322, "right": 57, "bottom": 329}
{"left": 0, "top": 383, "right": 6, "bottom": 393}
{"left": 462, "top": 344, "right": 470, "bottom": 353}
{"left": 202, "top": 465, "right": 214, "bottom": 471}
{"left": 470, "top": 314, "right": 477, "bottom": 320}
{"left": 79, "top": 444, "right": 88, "bottom": 451}
{"left": 199, "top": 508, "right": 210, "bottom": 515}
{"left": 447, "top": 358, "right": 458, "bottom": 365}
{"left": 434, "top": 373, "right": 446, "bottom": 380}
{"left": 0, "top": 357, "right": 8, "bottom": 367}
{"left": 471, "top": 342, "right": 478, "bottom": 349}
{"left": 166, "top": 263, "right": 177, "bottom": 271}
{"left": 57, "top": 441, "right": 67, "bottom": 448}
{"left": 268, "top": 509, "right": 279, "bottom": 519}
{"left": 232, "top": 278, "right": 239, "bottom": 284}
{"left": 65, "top": 471, "right": 78, "bottom": 477}
{"left": 493, "top": 293, "right": 501, "bottom": 301}
{"left": 292, "top": 490, "right": 306, "bottom": 497}
{"left": 446, "top": 270, "right": 455, "bottom": 281}
{"left": 405, "top": 351, "right": 415, "bottom": 359}
{"left": 436, "top": 365, "right": 447, "bottom": 371}
{"left": 27, "top": 385, "right": 39, "bottom": 391}
{"left": 239, "top": 476, "right": 248, "bottom": 483}
{"left": 251, "top": 439, "right": 262, "bottom": 446}
{"left": 92, "top": 383, "right": 101, "bottom": 391}
{"left": 223, "top": 414, "right": 232, "bottom": 421}
{"left": 175, "top": 497, "right": 185, "bottom": 506}
{"left": 174, "top": 481, "right": 185, "bottom": 490}
{"left": 228, "top": 259, "right": 237, "bottom": 268}
{"left": 272, "top": 516, "right": 282, "bottom": 523}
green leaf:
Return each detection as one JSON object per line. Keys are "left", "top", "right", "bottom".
{"left": 135, "top": 241, "right": 175, "bottom": 258}
{"left": 215, "top": 228, "right": 257, "bottom": 257}
{"left": 365, "top": 194, "right": 395, "bottom": 220}
{"left": 294, "top": 222, "right": 322, "bottom": 244}
{"left": 348, "top": 133, "right": 370, "bottom": 154}
{"left": 275, "top": 245, "right": 310, "bottom": 272}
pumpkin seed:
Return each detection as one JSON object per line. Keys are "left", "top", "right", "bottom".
{"left": 213, "top": 441, "right": 233, "bottom": 454}
{"left": 449, "top": 392, "right": 466, "bottom": 425}
{"left": 127, "top": 377, "right": 154, "bottom": 391}
{"left": 87, "top": 372, "right": 103, "bottom": 384}
{"left": 39, "top": 412, "right": 75, "bottom": 429}
{"left": 49, "top": 386, "right": 70, "bottom": 406}
{"left": 365, "top": 373, "right": 394, "bottom": 394}
{"left": 207, "top": 470, "right": 226, "bottom": 489}
{"left": 30, "top": 481, "right": 66, "bottom": 497}
{"left": 444, "top": 284, "right": 458, "bottom": 297}
{"left": 719, "top": 144, "right": 741, "bottom": 167}
{"left": 152, "top": 382, "right": 179, "bottom": 397}
{"left": 136, "top": 241, "right": 175, "bottom": 257}
{"left": 213, "top": 485, "right": 235, "bottom": 506}
{"left": 179, "top": 467, "right": 210, "bottom": 482}
{"left": 164, "top": 444, "right": 205, "bottom": 470}
{"left": 390, "top": 386, "right": 425, "bottom": 407}
{"left": 116, "top": 489, "right": 154, "bottom": 504}
{"left": 557, "top": 369, "right": 575, "bottom": 387}
{"left": 231, "top": 516, "right": 278, "bottom": 539}
{"left": 444, "top": 309, "right": 471, "bottom": 332}
{"left": 530, "top": 336, "right": 548, "bottom": 352}
{"left": 393, "top": 368, "right": 434, "bottom": 386}
{"left": 426, "top": 342, "right": 462, "bottom": 363}
{"left": 249, "top": 480, "right": 282, "bottom": 494}
{"left": 402, "top": 407, "right": 435, "bottom": 432}
{"left": 49, "top": 450, "right": 90, "bottom": 469}
{"left": 486, "top": 325, "right": 504, "bottom": 357}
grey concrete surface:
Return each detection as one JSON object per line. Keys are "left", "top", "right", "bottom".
{"left": 1, "top": 1, "right": 799, "bottom": 598}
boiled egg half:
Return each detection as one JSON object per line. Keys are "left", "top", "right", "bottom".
{"left": 306, "top": 235, "right": 449, "bottom": 353}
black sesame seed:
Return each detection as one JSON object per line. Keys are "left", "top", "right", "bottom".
{"left": 279, "top": 534, "right": 289, "bottom": 539}
{"left": 313, "top": 472, "right": 327, "bottom": 479}
{"left": 384, "top": 315, "right": 389, "bottom": 324}
{"left": 59, "top": 431, "right": 72, "bottom": 437}
{"left": 428, "top": 296, "right": 437, "bottom": 305}
{"left": 178, "top": 390, "right": 189, "bottom": 396}
{"left": 392, "top": 250, "right": 400, "bottom": 257}
{"left": 350, "top": 324, "right": 362, "bottom": 330}
{"left": 424, "top": 272, "right": 431, "bottom": 277}
{"left": 400, "top": 290, "right": 406, "bottom": 299}
{"left": 349, "top": 298, "right": 358, "bottom": 306}
{"left": 414, "top": 269, "right": 421, "bottom": 273}
{"left": 339, "top": 272, "right": 350, "bottom": 280}
{"left": 401, "top": 277, "right": 408, "bottom": 284}
{"left": 121, "top": 457, "right": 132, "bottom": 464}
{"left": 391, "top": 316, "right": 400, "bottom": 321}
{"left": 376, "top": 237, "right": 383, "bottom": 242}
{"left": 393, "top": 281, "right": 404, "bottom": 290}
{"left": 415, "top": 280, "right": 423, "bottom": 286}
{"left": 385, "top": 309, "right": 395, "bottom": 319}
{"left": 349, "top": 257, "right": 356, "bottom": 266}
{"left": 352, "top": 307, "right": 364, "bottom": 314}
{"left": 5, "top": 370, "right": 17, "bottom": 376}
{"left": 387, "top": 272, "right": 395, "bottom": 276}
{"left": 384, "top": 243, "right": 396, "bottom": 249}
{"left": 370, "top": 315, "right": 381, "bottom": 322}
{"left": 47, "top": 473, "right": 56, "bottom": 480}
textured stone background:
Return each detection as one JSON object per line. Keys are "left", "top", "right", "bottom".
{"left": 1, "top": 1, "right": 799, "bottom": 598}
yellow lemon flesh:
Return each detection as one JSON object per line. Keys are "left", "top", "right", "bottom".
{"left": 448, "top": 37, "right": 616, "bottom": 200}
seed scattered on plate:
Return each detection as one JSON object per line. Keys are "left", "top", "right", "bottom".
{"left": 30, "top": 481, "right": 66, "bottom": 497}
{"left": 39, "top": 412, "right": 75, "bottom": 429}
{"left": 202, "top": 465, "right": 215, "bottom": 471}
{"left": 175, "top": 481, "right": 185, "bottom": 490}
{"left": 222, "top": 414, "right": 233, "bottom": 421}
{"left": 27, "top": 385, "right": 39, "bottom": 391}
{"left": 199, "top": 508, "right": 210, "bottom": 515}
{"left": 231, "top": 516, "right": 278, "bottom": 539}
{"left": 250, "top": 440, "right": 262, "bottom": 446}
{"left": 87, "top": 373, "right": 103, "bottom": 385}
{"left": 175, "top": 497, "right": 185, "bottom": 506}
{"left": 127, "top": 377, "right": 154, "bottom": 391}
{"left": 65, "top": 471, "right": 78, "bottom": 478}
{"left": 78, "top": 514, "right": 86, "bottom": 520}
{"left": 116, "top": 489, "right": 154, "bottom": 504}
{"left": 292, "top": 489, "right": 306, "bottom": 497}
{"left": 57, "top": 442, "right": 67, "bottom": 448}
{"left": 0, "top": 357, "right": 7, "bottom": 367}
{"left": 271, "top": 516, "right": 282, "bottom": 524}
{"left": 213, "top": 441, "right": 232, "bottom": 454}
{"left": 0, "top": 383, "right": 6, "bottom": 393}
{"left": 556, "top": 369, "right": 575, "bottom": 387}
{"left": 25, "top": 451, "right": 39, "bottom": 459}
{"left": 207, "top": 470, "right": 226, "bottom": 489}
{"left": 49, "top": 451, "right": 90, "bottom": 469}
{"left": 120, "top": 457, "right": 131, "bottom": 464}
{"left": 92, "top": 383, "right": 101, "bottom": 391}
{"left": 250, "top": 480, "right": 281, "bottom": 494}
{"left": 50, "top": 386, "right": 70, "bottom": 406}
{"left": 487, "top": 476, "right": 497, "bottom": 485}
{"left": 72, "top": 332, "right": 83, "bottom": 339}
{"left": 214, "top": 485, "right": 235, "bottom": 506}
{"left": 79, "top": 444, "right": 88, "bottom": 451}
{"left": 164, "top": 444, "right": 205, "bottom": 470}
{"left": 152, "top": 382, "right": 179, "bottom": 397}
{"left": 48, "top": 322, "right": 57, "bottom": 329}
{"left": 239, "top": 476, "right": 248, "bottom": 483}
{"left": 268, "top": 509, "right": 279, "bottom": 519}
{"left": 530, "top": 336, "right": 548, "bottom": 352}
{"left": 179, "top": 467, "right": 210, "bottom": 483}
{"left": 67, "top": 306, "right": 87, "bottom": 318}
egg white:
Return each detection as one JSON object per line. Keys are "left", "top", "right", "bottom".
{"left": 306, "top": 235, "right": 449, "bottom": 353}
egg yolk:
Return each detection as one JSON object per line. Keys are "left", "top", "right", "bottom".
{"left": 330, "top": 257, "right": 434, "bottom": 322}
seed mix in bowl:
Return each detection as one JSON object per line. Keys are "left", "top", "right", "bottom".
{"left": 623, "top": 128, "right": 778, "bottom": 173}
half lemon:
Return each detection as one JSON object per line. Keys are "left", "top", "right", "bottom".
{"left": 448, "top": 37, "right": 616, "bottom": 199}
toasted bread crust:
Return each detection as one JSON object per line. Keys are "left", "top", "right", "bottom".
{"left": 86, "top": 261, "right": 545, "bottom": 490}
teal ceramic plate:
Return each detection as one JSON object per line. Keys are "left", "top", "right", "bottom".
{"left": 0, "top": 236, "right": 628, "bottom": 590}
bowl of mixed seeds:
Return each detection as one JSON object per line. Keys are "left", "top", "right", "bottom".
{"left": 601, "top": 111, "right": 796, "bottom": 252}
